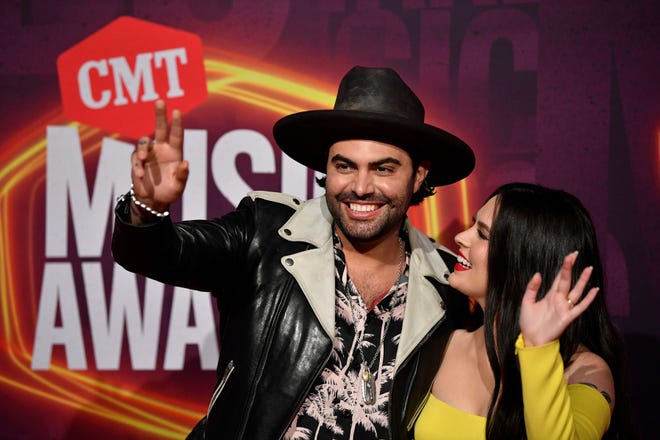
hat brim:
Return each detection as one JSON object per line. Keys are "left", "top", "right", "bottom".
{"left": 273, "top": 110, "right": 475, "bottom": 187}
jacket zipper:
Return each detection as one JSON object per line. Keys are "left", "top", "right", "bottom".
{"left": 207, "top": 360, "right": 235, "bottom": 419}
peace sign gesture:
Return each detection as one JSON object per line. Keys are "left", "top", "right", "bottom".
{"left": 130, "top": 100, "right": 189, "bottom": 222}
{"left": 519, "top": 251, "right": 600, "bottom": 347}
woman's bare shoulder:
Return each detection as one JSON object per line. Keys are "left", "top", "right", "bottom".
{"left": 565, "top": 349, "right": 615, "bottom": 410}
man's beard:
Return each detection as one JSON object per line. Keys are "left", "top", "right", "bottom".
{"left": 326, "top": 191, "right": 410, "bottom": 243}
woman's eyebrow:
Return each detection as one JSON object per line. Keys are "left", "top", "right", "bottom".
{"left": 477, "top": 221, "right": 490, "bottom": 232}
{"left": 473, "top": 217, "right": 490, "bottom": 232}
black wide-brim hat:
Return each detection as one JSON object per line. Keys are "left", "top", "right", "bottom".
{"left": 273, "top": 66, "right": 475, "bottom": 187}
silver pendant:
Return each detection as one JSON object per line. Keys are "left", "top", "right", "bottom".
{"left": 361, "top": 364, "right": 377, "bottom": 405}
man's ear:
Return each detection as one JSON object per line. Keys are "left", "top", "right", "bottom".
{"left": 413, "top": 159, "right": 431, "bottom": 192}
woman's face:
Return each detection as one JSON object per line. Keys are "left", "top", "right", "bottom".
{"left": 448, "top": 196, "right": 497, "bottom": 309}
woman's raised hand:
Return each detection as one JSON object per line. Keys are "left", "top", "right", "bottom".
{"left": 519, "top": 251, "right": 600, "bottom": 347}
{"left": 130, "top": 100, "right": 189, "bottom": 220}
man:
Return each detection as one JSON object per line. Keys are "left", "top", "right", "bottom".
{"left": 112, "top": 66, "right": 475, "bottom": 439}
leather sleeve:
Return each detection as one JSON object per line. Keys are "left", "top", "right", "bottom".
{"left": 112, "top": 194, "right": 292, "bottom": 294}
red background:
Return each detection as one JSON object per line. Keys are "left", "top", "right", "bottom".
{"left": 0, "top": 1, "right": 658, "bottom": 438}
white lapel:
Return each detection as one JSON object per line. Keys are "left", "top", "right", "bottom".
{"left": 276, "top": 197, "right": 453, "bottom": 363}
{"left": 394, "top": 222, "right": 452, "bottom": 372}
{"left": 278, "top": 196, "right": 337, "bottom": 339}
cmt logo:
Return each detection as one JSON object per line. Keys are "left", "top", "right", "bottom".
{"left": 58, "top": 16, "right": 207, "bottom": 139}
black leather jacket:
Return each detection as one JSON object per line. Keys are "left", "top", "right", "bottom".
{"left": 112, "top": 191, "right": 467, "bottom": 439}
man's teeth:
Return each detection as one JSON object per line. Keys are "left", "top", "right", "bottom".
{"left": 457, "top": 255, "right": 472, "bottom": 268}
{"left": 349, "top": 203, "right": 378, "bottom": 212}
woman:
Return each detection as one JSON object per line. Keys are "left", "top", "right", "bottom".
{"left": 415, "top": 183, "right": 632, "bottom": 439}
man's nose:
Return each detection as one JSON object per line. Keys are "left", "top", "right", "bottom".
{"left": 352, "top": 170, "right": 374, "bottom": 196}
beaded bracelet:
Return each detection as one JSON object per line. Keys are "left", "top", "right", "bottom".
{"left": 130, "top": 184, "right": 170, "bottom": 218}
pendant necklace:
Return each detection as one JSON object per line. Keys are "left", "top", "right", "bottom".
{"left": 346, "top": 237, "right": 404, "bottom": 405}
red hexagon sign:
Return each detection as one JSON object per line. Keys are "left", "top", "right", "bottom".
{"left": 58, "top": 16, "right": 207, "bottom": 139}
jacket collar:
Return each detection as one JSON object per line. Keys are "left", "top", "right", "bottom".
{"left": 278, "top": 196, "right": 452, "bottom": 371}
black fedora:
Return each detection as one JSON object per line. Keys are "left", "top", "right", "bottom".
{"left": 273, "top": 66, "right": 475, "bottom": 187}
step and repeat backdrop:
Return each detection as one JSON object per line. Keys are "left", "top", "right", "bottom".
{"left": 1, "top": 1, "right": 658, "bottom": 438}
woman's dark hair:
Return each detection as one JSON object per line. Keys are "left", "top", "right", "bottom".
{"left": 482, "top": 182, "right": 634, "bottom": 439}
{"left": 314, "top": 155, "right": 435, "bottom": 206}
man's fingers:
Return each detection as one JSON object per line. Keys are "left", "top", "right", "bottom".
{"left": 169, "top": 109, "right": 183, "bottom": 152}
{"left": 133, "top": 137, "right": 153, "bottom": 178}
{"left": 135, "top": 136, "right": 151, "bottom": 161}
{"left": 175, "top": 161, "right": 189, "bottom": 183}
{"left": 131, "top": 154, "right": 142, "bottom": 178}
{"left": 154, "top": 100, "right": 168, "bottom": 142}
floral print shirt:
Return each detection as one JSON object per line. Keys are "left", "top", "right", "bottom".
{"left": 285, "top": 233, "right": 409, "bottom": 439}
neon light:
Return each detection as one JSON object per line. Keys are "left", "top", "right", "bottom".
{"left": 460, "top": 178, "right": 470, "bottom": 229}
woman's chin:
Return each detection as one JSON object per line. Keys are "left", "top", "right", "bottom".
{"left": 447, "top": 272, "right": 460, "bottom": 290}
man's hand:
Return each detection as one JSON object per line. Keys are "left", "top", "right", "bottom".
{"left": 130, "top": 100, "right": 189, "bottom": 223}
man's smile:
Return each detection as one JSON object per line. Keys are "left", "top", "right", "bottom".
{"left": 348, "top": 202, "right": 381, "bottom": 212}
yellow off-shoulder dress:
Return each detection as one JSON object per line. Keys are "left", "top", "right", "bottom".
{"left": 414, "top": 336, "right": 611, "bottom": 439}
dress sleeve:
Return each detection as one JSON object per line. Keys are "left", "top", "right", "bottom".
{"left": 515, "top": 334, "right": 611, "bottom": 439}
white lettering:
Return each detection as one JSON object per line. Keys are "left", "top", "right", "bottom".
{"left": 163, "top": 288, "right": 219, "bottom": 370}
{"left": 280, "top": 153, "right": 326, "bottom": 200}
{"left": 77, "top": 49, "right": 189, "bottom": 109}
{"left": 182, "top": 129, "right": 208, "bottom": 219}
{"left": 280, "top": 152, "right": 308, "bottom": 200}
{"left": 109, "top": 53, "right": 158, "bottom": 106}
{"left": 154, "top": 48, "right": 187, "bottom": 98}
{"left": 46, "top": 127, "right": 132, "bottom": 258}
{"left": 32, "top": 262, "right": 87, "bottom": 370}
{"left": 77, "top": 59, "right": 112, "bottom": 109}
{"left": 212, "top": 129, "right": 275, "bottom": 207}
{"left": 84, "top": 263, "right": 165, "bottom": 370}
{"left": 37, "top": 127, "right": 322, "bottom": 372}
